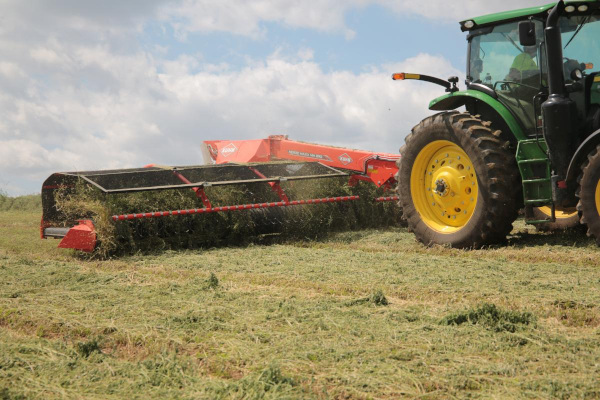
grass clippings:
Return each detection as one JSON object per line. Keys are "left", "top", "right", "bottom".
{"left": 347, "top": 289, "right": 389, "bottom": 307}
{"left": 442, "top": 303, "right": 535, "bottom": 332}
{"left": 2, "top": 203, "right": 600, "bottom": 398}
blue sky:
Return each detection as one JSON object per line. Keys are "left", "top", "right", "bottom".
{"left": 0, "top": 0, "right": 548, "bottom": 195}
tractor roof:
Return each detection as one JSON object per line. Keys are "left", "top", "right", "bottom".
{"left": 460, "top": 0, "right": 598, "bottom": 31}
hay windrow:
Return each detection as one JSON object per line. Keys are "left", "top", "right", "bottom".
{"left": 53, "top": 172, "right": 402, "bottom": 258}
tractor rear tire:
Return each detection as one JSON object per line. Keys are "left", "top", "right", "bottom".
{"left": 577, "top": 144, "right": 600, "bottom": 245}
{"left": 532, "top": 206, "right": 580, "bottom": 231}
{"left": 397, "top": 111, "right": 519, "bottom": 248}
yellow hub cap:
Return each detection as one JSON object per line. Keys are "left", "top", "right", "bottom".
{"left": 537, "top": 206, "right": 578, "bottom": 219}
{"left": 410, "top": 140, "right": 478, "bottom": 233}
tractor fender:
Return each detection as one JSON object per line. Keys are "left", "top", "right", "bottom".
{"left": 429, "top": 90, "right": 528, "bottom": 141}
{"left": 566, "top": 128, "right": 600, "bottom": 183}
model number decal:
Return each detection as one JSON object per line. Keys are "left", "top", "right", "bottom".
{"left": 288, "top": 150, "right": 332, "bottom": 162}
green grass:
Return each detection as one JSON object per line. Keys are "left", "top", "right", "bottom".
{"left": 1, "top": 206, "right": 600, "bottom": 399}
{"left": 0, "top": 193, "right": 41, "bottom": 212}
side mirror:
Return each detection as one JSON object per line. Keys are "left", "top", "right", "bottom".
{"left": 519, "top": 21, "right": 536, "bottom": 46}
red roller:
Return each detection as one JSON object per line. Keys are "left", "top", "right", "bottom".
{"left": 374, "top": 196, "right": 399, "bottom": 202}
{"left": 112, "top": 196, "right": 361, "bottom": 221}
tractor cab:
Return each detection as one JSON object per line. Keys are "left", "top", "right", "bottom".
{"left": 466, "top": 6, "right": 600, "bottom": 139}
{"left": 467, "top": 20, "right": 547, "bottom": 136}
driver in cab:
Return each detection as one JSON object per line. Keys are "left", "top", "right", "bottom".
{"left": 506, "top": 45, "right": 539, "bottom": 82}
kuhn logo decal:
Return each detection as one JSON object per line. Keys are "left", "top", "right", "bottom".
{"left": 338, "top": 153, "right": 353, "bottom": 165}
{"left": 221, "top": 143, "right": 238, "bottom": 157}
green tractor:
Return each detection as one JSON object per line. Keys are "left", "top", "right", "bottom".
{"left": 395, "top": 0, "right": 600, "bottom": 248}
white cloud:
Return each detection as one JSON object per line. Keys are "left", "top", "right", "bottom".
{"left": 164, "top": 0, "right": 551, "bottom": 38}
{"left": 297, "top": 48, "right": 315, "bottom": 61}
{"left": 1, "top": 0, "right": 553, "bottom": 44}
{"left": 0, "top": 44, "right": 459, "bottom": 194}
{"left": 162, "top": 0, "right": 360, "bottom": 39}
{"left": 1, "top": 0, "right": 165, "bottom": 34}
{"left": 0, "top": 140, "right": 82, "bottom": 172}
{"left": 0, "top": 62, "right": 25, "bottom": 80}
{"left": 30, "top": 48, "right": 64, "bottom": 65}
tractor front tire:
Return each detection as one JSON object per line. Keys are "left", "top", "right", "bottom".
{"left": 397, "top": 111, "right": 519, "bottom": 248}
{"left": 577, "top": 144, "right": 600, "bottom": 245}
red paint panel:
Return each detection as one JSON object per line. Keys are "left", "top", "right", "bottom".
{"left": 203, "top": 135, "right": 400, "bottom": 188}
{"left": 58, "top": 220, "right": 96, "bottom": 252}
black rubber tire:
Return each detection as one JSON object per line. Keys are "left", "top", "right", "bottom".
{"left": 532, "top": 206, "right": 580, "bottom": 231}
{"left": 397, "top": 111, "right": 519, "bottom": 248}
{"left": 576, "top": 144, "right": 600, "bottom": 245}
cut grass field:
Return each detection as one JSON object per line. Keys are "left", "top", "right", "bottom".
{"left": 1, "top": 204, "right": 600, "bottom": 399}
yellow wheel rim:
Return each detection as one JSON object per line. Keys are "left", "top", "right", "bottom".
{"left": 596, "top": 180, "right": 600, "bottom": 215}
{"left": 410, "top": 140, "right": 478, "bottom": 233}
{"left": 537, "top": 206, "right": 578, "bottom": 219}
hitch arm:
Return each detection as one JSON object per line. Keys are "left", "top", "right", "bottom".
{"left": 392, "top": 72, "right": 459, "bottom": 93}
